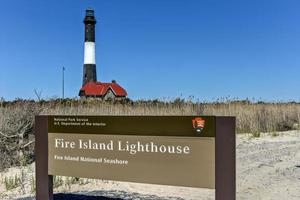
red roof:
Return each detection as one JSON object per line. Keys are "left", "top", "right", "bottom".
{"left": 79, "top": 82, "right": 127, "bottom": 97}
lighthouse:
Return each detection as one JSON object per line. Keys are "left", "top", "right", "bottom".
{"left": 82, "top": 8, "right": 97, "bottom": 86}
{"left": 79, "top": 8, "right": 127, "bottom": 99}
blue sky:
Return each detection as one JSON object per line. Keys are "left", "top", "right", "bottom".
{"left": 0, "top": 0, "right": 299, "bottom": 101}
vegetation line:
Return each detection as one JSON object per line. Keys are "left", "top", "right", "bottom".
{"left": 0, "top": 98, "right": 299, "bottom": 170}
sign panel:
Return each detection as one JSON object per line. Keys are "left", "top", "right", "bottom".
{"left": 47, "top": 116, "right": 216, "bottom": 188}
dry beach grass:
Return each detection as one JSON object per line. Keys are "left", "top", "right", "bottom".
{"left": 1, "top": 98, "right": 300, "bottom": 170}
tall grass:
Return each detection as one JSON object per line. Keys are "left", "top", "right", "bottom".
{"left": 0, "top": 98, "right": 300, "bottom": 169}
{"left": 1, "top": 98, "right": 300, "bottom": 133}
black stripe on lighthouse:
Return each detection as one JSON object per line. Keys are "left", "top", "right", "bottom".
{"left": 82, "top": 8, "right": 97, "bottom": 87}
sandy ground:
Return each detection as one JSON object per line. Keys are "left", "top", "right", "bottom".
{"left": 0, "top": 131, "right": 299, "bottom": 200}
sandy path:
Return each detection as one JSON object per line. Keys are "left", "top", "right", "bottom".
{"left": 1, "top": 131, "right": 299, "bottom": 200}
{"left": 236, "top": 132, "right": 300, "bottom": 200}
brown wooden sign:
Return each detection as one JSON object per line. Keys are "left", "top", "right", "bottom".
{"left": 35, "top": 116, "right": 235, "bottom": 200}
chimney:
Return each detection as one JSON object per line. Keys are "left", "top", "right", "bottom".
{"left": 112, "top": 80, "right": 116, "bottom": 84}
{"left": 82, "top": 8, "right": 97, "bottom": 86}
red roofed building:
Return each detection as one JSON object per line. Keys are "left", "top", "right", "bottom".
{"left": 79, "top": 80, "right": 127, "bottom": 99}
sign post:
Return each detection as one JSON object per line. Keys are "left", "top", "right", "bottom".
{"left": 35, "top": 116, "right": 235, "bottom": 200}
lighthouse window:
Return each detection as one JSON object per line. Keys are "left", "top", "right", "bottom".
{"left": 86, "top": 10, "right": 94, "bottom": 17}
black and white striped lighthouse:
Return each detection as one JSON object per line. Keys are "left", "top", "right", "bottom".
{"left": 79, "top": 8, "right": 128, "bottom": 99}
{"left": 82, "top": 8, "right": 97, "bottom": 86}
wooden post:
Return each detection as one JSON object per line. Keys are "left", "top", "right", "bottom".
{"left": 215, "top": 117, "right": 236, "bottom": 200}
{"left": 35, "top": 116, "right": 53, "bottom": 200}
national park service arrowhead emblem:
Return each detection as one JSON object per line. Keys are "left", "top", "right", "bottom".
{"left": 192, "top": 117, "right": 205, "bottom": 135}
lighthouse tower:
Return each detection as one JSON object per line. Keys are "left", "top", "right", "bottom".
{"left": 82, "top": 8, "right": 97, "bottom": 86}
{"left": 79, "top": 8, "right": 127, "bottom": 99}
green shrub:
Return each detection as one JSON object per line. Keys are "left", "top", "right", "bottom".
{"left": 53, "top": 176, "right": 63, "bottom": 188}
{"left": 4, "top": 175, "right": 19, "bottom": 190}
{"left": 251, "top": 131, "right": 261, "bottom": 138}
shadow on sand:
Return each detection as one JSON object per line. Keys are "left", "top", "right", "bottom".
{"left": 53, "top": 193, "right": 122, "bottom": 200}
{"left": 17, "top": 190, "right": 183, "bottom": 200}
{"left": 18, "top": 193, "right": 122, "bottom": 200}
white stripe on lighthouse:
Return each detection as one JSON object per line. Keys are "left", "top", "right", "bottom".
{"left": 84, "top": 42, "right": 96, "bottom": 64}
